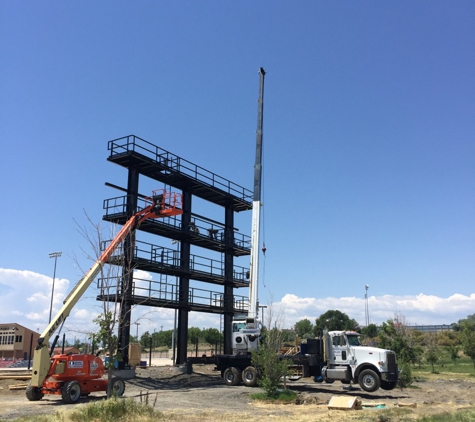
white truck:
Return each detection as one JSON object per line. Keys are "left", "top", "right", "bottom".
{"left": 215, "top": 328, "right": 399, "bottom": 392}
{"left": 319, "top": 329, "right": 398, "bottom": 391}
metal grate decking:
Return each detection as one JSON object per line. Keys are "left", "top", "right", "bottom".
{"left": 108, "top": 135, "right": 253, "bottom": 212}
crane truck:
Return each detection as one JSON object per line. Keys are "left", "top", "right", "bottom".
{"left": 26, "top": 189, "right": 183, "bottom": 403}
{"left": 215, "top": 328, "right": 399, "bottom": 392}
{"left": 214, "top": 68, "right": 399, "bottom": 392}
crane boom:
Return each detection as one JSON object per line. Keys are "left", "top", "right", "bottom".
{"left": 248, "top": 67, "right": 265, "bottom": 322}
{"left": 30, "top": 190, "right": 182, "bottom": 387}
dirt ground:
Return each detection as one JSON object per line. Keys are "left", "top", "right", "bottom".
{"left": 1, "top": 364, "right": 474, "bottom": 421}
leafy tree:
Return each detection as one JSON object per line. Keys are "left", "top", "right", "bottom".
{"left": 294, "top": 319, "right": 314, "bottom": 339}
{"left": 188, "top": 327, "right": 202, "bottom": 345}
{"left": 436, "top": 330, "right": 461, "bottom": 347}
{"left": 73, "top": 338, "right": 82, "bottom": 349}
{"left": 140, "top": 331, "right": 151, "bottom": 349}
{"left": 202, "top": 328, "right": 222, "bottom": 348}
{"left": 155, "top": 329, "right": 173, "bottom": 348}
{"left": 281, "top": 330, "right": 296, "bottom": 343}
{"left": 314, "top": 310, "right": 358, "bottom": 334}
{"left": 398, "top": 361, "right": 413, "bottom": 388}
{"left": 424, "top": 334, "right": 440, "bottom": 373}
{"left": 361, "top": 323, "right": 378, "bottom": 339}
{"left": 92, "top": 311, "right": 121, "bottom": 372}
{"left": 446, "top": 345, "right": 461, "bottom": 364}
{"left": 378, "top": 314, "right": 422, "bottom": 366}
{"left": 459, "top": 315, "right": 475, "bottom": 369}
{"left": 251, "top": 327, "right": 291, "bottom": 398}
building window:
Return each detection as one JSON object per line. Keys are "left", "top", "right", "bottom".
{"left": 0, "top": 335, "right": 14, "bottom": 345}
{"left": 15, "top": 335, "right": 23, "bottom": 343}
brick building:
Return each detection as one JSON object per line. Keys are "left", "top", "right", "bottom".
{"left": 0, "top": 323, "right": 40, "bottom": 360}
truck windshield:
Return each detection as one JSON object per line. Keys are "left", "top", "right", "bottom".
{"left": 347, "top": 335, "right": 362, "bottom": 346}
{"left": 233, "top": 322, "right": 246, "bottom": 332}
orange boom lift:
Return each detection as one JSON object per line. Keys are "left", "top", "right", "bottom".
{"left": 26, "top": 190, "right": 182, "bottom": 403}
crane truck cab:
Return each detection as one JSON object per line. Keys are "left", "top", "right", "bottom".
{"left": 321, "top": 330, "right": 399, "bottom": 392}
{"left": 232, "top": 316, "right": 260, "bottom": 353}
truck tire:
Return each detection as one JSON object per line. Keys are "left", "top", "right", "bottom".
{"left": 223, "top": 367, "right": 242, "bottom": 386}
{"left": 358, "top": 369, "right": 380, "bottom": 392}
{"left": 26, "top": 383, "right": 44, "bottom": 401}
{"left": 107, "top": 377, "right": 126, "bottom": 397}
{"left": 242, "top": 366, "right": 258, "bottom": 387}
{"left": 62, "top": 380, "right": 82, "bottom": 404}
{"left": 380, "top": 380, "right": 397, "bottom": 391}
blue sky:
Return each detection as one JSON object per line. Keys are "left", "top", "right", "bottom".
{"left": 1, "top": 1, "right": 474, "bottom": 341}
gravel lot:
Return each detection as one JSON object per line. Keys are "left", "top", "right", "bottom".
{"left": 1, "top": 364, "right": 474, "bottom": 421}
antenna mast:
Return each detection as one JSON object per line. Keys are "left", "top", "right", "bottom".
{"left": 248, "top": 67, "right": 266, "bottom": 323}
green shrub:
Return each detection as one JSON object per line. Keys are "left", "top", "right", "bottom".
{"left": 398, "top": 361, "right": 413, "bottom": 388}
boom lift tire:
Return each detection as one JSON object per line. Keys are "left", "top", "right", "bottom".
{"left": 62, "top": 380, "right": 82, "bottom": 404}
{"left": 358, "top": 369, "right": 380, "bottom": 392}
{"left": 107, "top": 377, "right": 126, "bottom": 397}
{"left": 242, "top": 366, "right": 258, "bottom": 387}
{"left": 380, "top": 380, "right": 397, "bottom": 391}
{"left": 223, "top": 367, "right": 242, "bottom": 386}
{"left": 26, "top": 383, "right": 44, "bottom": 401}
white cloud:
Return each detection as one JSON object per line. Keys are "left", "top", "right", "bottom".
{"left": 0, "top": 268, "right": 70, "bottom": 324}
{"left": 268, "top": 292, "right": 475, "bottom": 328}
{"left": 2, "top": 267, "right": 474, "bottom": 343}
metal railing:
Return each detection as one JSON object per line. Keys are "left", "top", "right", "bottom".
{"left": 103, "top": 195, "right": 251, "bottom": 251}
{"left": 108, "top": 135, "right": 253, "bottom": 202}
{"left": 101, "top": 239, "right": 250, "bottom": 285}
{"left": 97, "top": 275, "right": 249, "bottom": 313}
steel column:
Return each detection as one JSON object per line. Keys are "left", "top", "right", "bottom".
{"left": 118, "top": 166, "right": 139, "bottom": 367}
{"left": 223, "top": 204, "right": 235, "bottom": 354}
{"left": 176, "top": 189, "right": 192, "bottom": 364}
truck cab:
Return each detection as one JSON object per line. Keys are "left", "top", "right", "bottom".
{"left": 322, "top": 330, "right": 399, "bottom": 392}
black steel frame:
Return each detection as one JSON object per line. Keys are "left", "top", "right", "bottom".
{"left": 99, "top": 135, "right": 252, "bottom": 365}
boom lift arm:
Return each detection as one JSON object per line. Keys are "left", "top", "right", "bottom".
{"left": 30, "top": 190, "right": 182, "bottom": 388}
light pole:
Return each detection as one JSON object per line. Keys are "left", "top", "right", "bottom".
{"left": 258, "top": 305, "right": 268, "bottom": 328}
{"left": 135, "top": 322, "right": 140, "bottom": 340}
{"left": 364, "top": 284, "right": 370, "bottom": 327}
{"left": 49, "top": 252, "right": 62, "bottom": 323}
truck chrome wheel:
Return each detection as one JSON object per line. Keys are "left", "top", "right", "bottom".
{"left": 62, "top": 380, "right": 82, "bottom": 404}
{"left": 242, "top": 366, "right": 258, "bottom": 387}
{"left": 358, "top": 369, "right": 380, "bottom": 392}
{"left": 223, "top": 367, "right": 242, "bottom": 386}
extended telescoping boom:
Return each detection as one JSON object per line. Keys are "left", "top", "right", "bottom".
{"left": 248, "top": 66, "right": 266, "bottom": 327}
{"left": 29, "top": 190, "right": 183, "bottom": 391}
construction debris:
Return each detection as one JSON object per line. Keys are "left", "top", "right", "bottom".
{"left": 361, "top": 402, "right": 386, "bottom": 408}
{"left": 397, "top": 402, "right": 417, "bottom": 408}
{"left": 328, "top": 396, "right": 362, "bottom": 410}
{"left": 9, "top": 384, "right": 28, "bottom": 391}
{"left": 0, "top": 375, "right": 31, "bottom": 381}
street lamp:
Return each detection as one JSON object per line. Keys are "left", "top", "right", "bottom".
{"left": 258, "top": 305, "right": 268, "bottom": 328}
{"left": 364, "top": 284, "right": 370, "bottom": 327}
{"left": 49, "top": 252, "right": 62, "bottom": 324}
